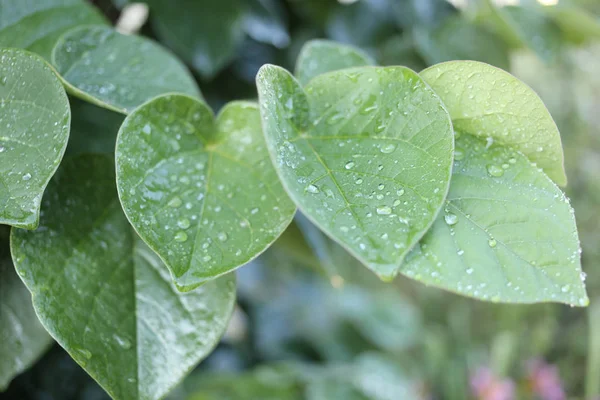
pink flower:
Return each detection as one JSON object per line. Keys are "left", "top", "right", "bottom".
{"left": 526, "top": 359, "right": 566, "bottom": 400}
{"left": 470, "top": 367, "right": 515, "bottom": 400}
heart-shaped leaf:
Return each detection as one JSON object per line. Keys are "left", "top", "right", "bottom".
{"left": 257, "top": 65, "right": 454, "bottom": 280}
{"left": 295, "top": 39, "right": 374, "bottom": 85}
{"left": 10, "top": 154, "right": 236, "bottom": 400}
{"left": 402, "top": 134, "right": 587, "bottom": 306}
{"left": 116, "top": 95, "right": 296, "bottom": 290}
{"left": 52, "top": 26, "right": 201, "bottom": 114}
{"left": 0, "top": 244, "right": 52, "bottom": 390}
{"left": 421, "top": 60, "right": 567, "bottom": 186}
{"left": 0, "top": 0, "right": 107, "bottom": 60}
{"left": 0, "top": 48, "right": 70, "bottom": 229}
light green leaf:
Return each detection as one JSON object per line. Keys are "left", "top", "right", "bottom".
{"left": 0, "top": 48, "right": 70, "bottom": 229}
{"left": 10, "top": 154, "right": 236, "bottom": 400}
{"left": 402, "top": 134, "right": 587, "bottom": 306}
{"left": 0, "top": 245, "right": 52, "bottom": 391}
{"left": 52, "top": 26, "right": 201, "bottom": 114}
{"left": 295, "top": 39, "right": 374, "bottom": 85}
{"left": 141, "top": 0, "right": 246, "bottom": 78}
{"left": 116, "top": 95, "right": 295, "bottom": 290}
{"left": 421, "top": 60, "right": 567, "bottom": 186}
{"left": 0, "top": 0, "right": 107, "bottom": 60}
{"left": 545, "top": 4, "right": 600, "bottom": 44}
{"left": 413, "top": 16, "right": 510, "bottom": 70}
{"left": 257, "top": 65, "right": 454, "bottom": 280}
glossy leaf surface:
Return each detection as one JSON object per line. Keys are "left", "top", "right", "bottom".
{"left": 421, "top": 60, "right": 567, "bottom": 185}
{"left": 402, "top": 134, "right": 587, "bottom": 306}
{"left": 116, "top": 95, "right": 295, "bottom": 290}
{"left": 52, "top": 26, "right": 201, "bottom": 114}
{"left": 257, "top": 65, "right": 454, "bottom": 280}
{"left": 10, "top": 155, "right": 236, "bottom": 400}
{"left": 0, "top": 48, "right": 70, "bottom": 229}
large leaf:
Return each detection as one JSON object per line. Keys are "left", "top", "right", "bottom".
{"left": 421, "top": 60, "right": 567, "bottom": 186}
{"left": 52, "top": 26, "right": 201, "bottom": 114}
{"left": 10, "top": 154, "right": 236, "bottom": 400}
{"left": 0, "top": 243, "right": 52, "bottom": 391}
{"left": 0, "top": 0, "right": 107, "bottom": 60}
{"left": 413, "top": 16, "right": 510, "bottom": 70}
{"left": 116, "top": 95, "right": 295, "bottom": 290}
{"left": 140, "top": 0, "right": 246, "bottom": 79}
{"left": 0, "top": 48, "right": 70, "bottom": 229}
{"left": 295, "top": 39, "right": 374, "bottom": 85}
{"left": 401, "top": 134, "right": 587, "bottom": 306}
{"left": 256, "top": 65, "right": 454, "bottom": 280}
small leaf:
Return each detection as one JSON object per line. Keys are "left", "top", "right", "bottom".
{"left": 52, "top": 25, "right": 201, "bottom": 114}
{"left": 257, "top": 65, "right": 454, "bottom": 280}
{"left": 0, "top": 48, "right": 70, "bottom": 229}
{"left": 0, "top": 0, "right": 107, "bottom": 60}
{"left": 0, "top": 251, "right": 53, "bottom": 391}
{"left": 402, "top": 134, "right": 587, "bottom": 306}
{"left": 10, "top": 154, "right": 236, "bottom": 400}
{"left": 295, "top": 39, "right": 374, "bottom": 85}
{"left": 141, "top": 0, "right": 246, "bottom": 78}
{"left": 421, "top": 60, "right": 567, "bottom": 186}
{"left": 116, "top": 95, "right": 295, "bottom": 290}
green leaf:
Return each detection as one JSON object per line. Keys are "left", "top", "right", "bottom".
{"left": 10, "top": 154, "right": 236, "bottom": 400}
{"left": 0, "top": 252, "right": 52, "bottom": 391}
{"left": 257, "top": 65, "right": 454, "bottom": 280}
{"left": 0, "top": 48, "right": 70, "bottom": 229}
{"left": 413, "top": 16, "right": 510, "bottom": 70}
{"left": 295, "top": 39, "right": 374, "bottom": 86}
{"left": 51, "top": 26, "right": 201, "bottom": 114}
{"left": 116, "top": 95, "right": 295, "bottom": 290}
{"left": 0, "top": 0, "right": 107, "bottom": 60}
{"left": 421, "top": 60, "right": 567, "bottom": 186}
{"left": 140, "top": 0, "right": 246, "bottom": 78}
{"left": 401, "top": 134, "right": 587, "bottom": 306}
{"left": 544, "top": 4, "right": 600, "bottom": 45}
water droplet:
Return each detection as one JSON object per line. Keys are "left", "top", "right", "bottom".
{"left": 444, "top": 213, "right": 458, "bottom": 226}
{"left": 113, "top": 334, "right": 132, "bottom": 350}
{"left": 177, "top": 218, "right": 190, "bottom": 229}
{"left": 454, "top": 147, "right": 464, "bottom": 161}
{"left": 251, "top": 207, "right": 259, "bottom": 214}
{"left": 218, "top": 232, "right": 228, "bottom": 242}
{"left": 488, "top": 238, "right": 497, "bottom": 248}
{"left": 307, "top": 184, "right": 319, "bottom": 193}
{"left": 508, "top": 157, "right": 516, "bottom": 164}
{"left": 355, "top": 178, "right": 363, "bottom": 184}
{"left": 142, "top": 124, "right": 151, "bottom": 134}
{"left": 457, "top": 249, "right": 465, "bottom": 256}
{"left": 202, "top": 255, "right": 212, "bottom": 262}
{"left": 380, "top": 143, "right": 396, "bottom": 154}
{"left": 174, "top": 231, "right": 188, "bottom": 242}
{"left": 397, "top": 189, "right": 405, "bottom": 196}
{"left": 168, "top": 197, "right": 182, "bottom": 208}
{"left": 376, "top": 205, "right": 392, "bottom": 215}
{"left": 345, "top": 161, "right": 355, "bottom": 170}
{"left": 486, "top": 164, "right": 504, "bottom": 177}
{"left": 466, "top": 268, "right": 474, "bottom": 275}
{"left": 0, "top": 145, "right": 5, "bottom": 153}
{"left": 22, "top": 173, "right": 31, "bottom": 181}
{"left": 75, "top": 348, "right": 92, "bottom": 360}
{"left": 561, "top": 285, "right": 570, "bottom": 293}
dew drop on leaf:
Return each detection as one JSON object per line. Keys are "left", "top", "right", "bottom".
{"left": 174, "top": 231, "right": 188, "bottom": 242}
{"left": 486, "top": 164, "right": 504, "bottom": 177}
{"left": 444, "top": 213, "right": 458, "bottom": 226}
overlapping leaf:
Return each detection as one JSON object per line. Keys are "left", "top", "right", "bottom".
{"left": 257, "top": 65, "right": 454, "bottom": 280}
{"left": 0, "top": 48, "right": 70, "bottom": 229}
{"left": 402, "top": 134, "right": 587, "bottom": 305}
{"left": 295, "top": 39, "right": 374, "bottom": 85}
{"left": 52, "top": 26, "right": 201, "bottom": 114}
{"left": 116, "top": 95, "right": 295, "bottom": 290}
{"left": 0, "top": 0, "right": 107, "bottom": 60}
{"left": 0, "top": 244, "right": 52, "bottom": 391}
{"left": 10, "top": 155, "right": 236, "bottom": 400}
{"left": 421, "top": 60, "right": 567, "bottom": 186}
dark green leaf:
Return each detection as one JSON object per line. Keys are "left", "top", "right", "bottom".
{"left": 116, "top": 95, "right": 295, "bottom": 290}
{"left": 10, "top": 154, "right": 236, "bottom": 400}
{"left": 0, "top": 48, "right": 70, "bottom": 229}
{"left": 295, "top": 39, "right": 374, "bottom": 85}
{"left": 257, "top": 65, "right": 454, "bottom": 280}
{"left": 0, "top": 0, "right": 107, "bottom": 60}
{"left": 421, "top": 60, "right": 567, "bottom": 186}
{"left": 402, "top": 134, "right": 587, "bottom": 306}
{"left": 52, "top": 26, "right": 201, "bottom": 114}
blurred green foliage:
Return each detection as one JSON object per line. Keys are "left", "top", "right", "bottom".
{"left": 2, "top": 0, "right": 600, "bottom": 399}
